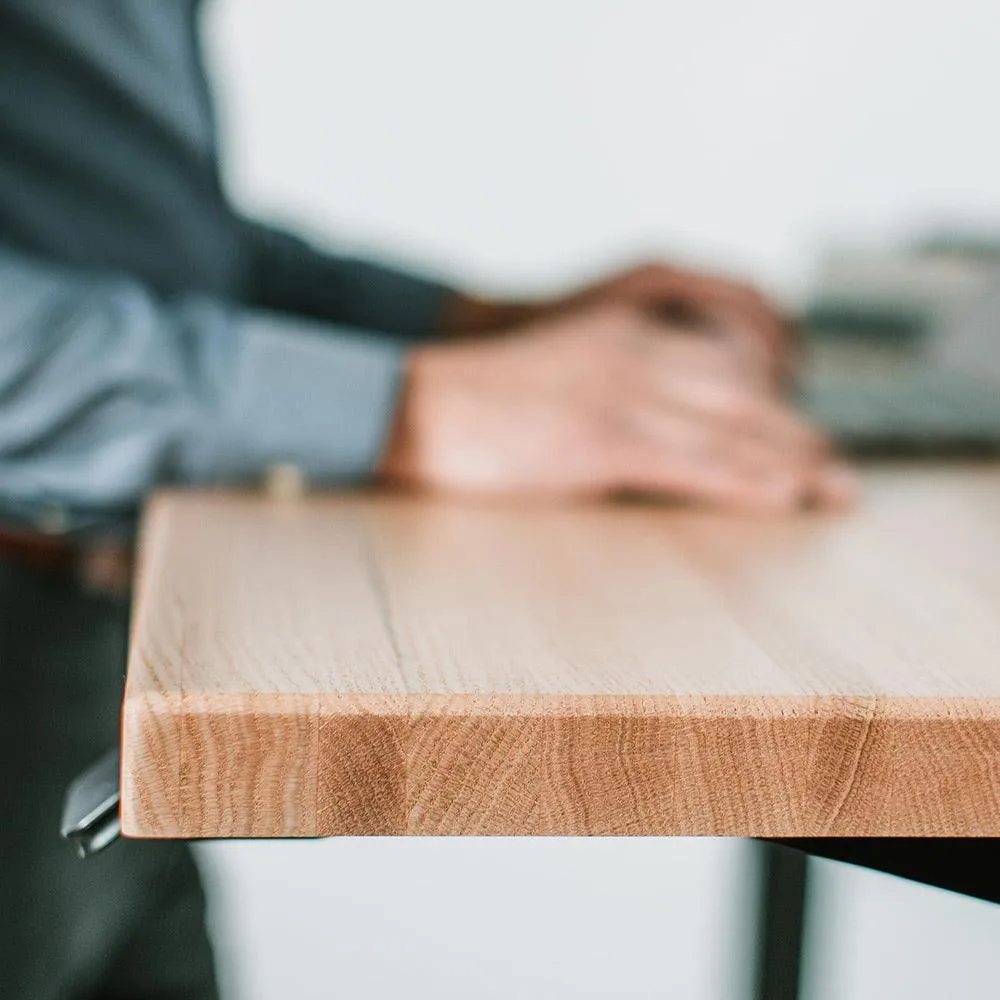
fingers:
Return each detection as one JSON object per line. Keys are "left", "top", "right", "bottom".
{"left": 810, "top": 460, "right": 858, "bottom": 509}
{"left": 601, "top": 325, "right": 855, "bottom": 511}
{"left": 641, "top": 333, "right": 824, "bottom": 453}
{"left": 699, "top": 300, "right": 798, "bottom": 391}
{"left": 619, "top": 453, "right": 809, "bottom": 512}
{"left": 695, "top": 302, "right": 774, "bottom": 389}
{"left": 617, "top": 416, "right": 856, "bottom": 511}
{"left": 611, "top": 263, "right": 793, "bottom": 386}
{"left": 612, "top": 401, "right": 850, "bottom": 511}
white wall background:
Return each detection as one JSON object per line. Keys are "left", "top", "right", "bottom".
{"left": 198, "top": 1, "right": 1000, "bottom": 997}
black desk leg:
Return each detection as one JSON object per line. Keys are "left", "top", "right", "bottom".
{"left": 752, "top": 841, "right": 810, "bottom": 1000}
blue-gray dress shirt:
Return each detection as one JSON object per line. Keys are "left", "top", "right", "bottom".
{"left": 0, "top": 0, "right": 452, "bottom": 534}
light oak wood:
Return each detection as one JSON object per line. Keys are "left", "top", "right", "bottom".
{"left": 121, "top": 466, "right": 1000, "bottom": 839}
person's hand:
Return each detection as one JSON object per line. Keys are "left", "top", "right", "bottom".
{"left": 441, "top": 261, "right": 795, "bottom": 388}
{"left": 381, "top": 304, "right": 854, "bottom": 511}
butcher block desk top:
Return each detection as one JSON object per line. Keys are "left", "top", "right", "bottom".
{"left": 121, "top": 466, "right": 1000, "bottom": 840}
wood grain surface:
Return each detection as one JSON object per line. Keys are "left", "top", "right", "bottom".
{"left": 121, "top": 465, "right": 1000, "bottom": 839}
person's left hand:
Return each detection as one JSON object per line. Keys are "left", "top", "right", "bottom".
{"left": 441, "top": 261, "right": 795, "bottom": 389}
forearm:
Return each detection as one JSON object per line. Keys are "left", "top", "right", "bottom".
{"left": 436, "top": 294, "right": 539, "bottom": 337}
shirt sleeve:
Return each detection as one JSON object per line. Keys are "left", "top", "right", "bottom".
{"left": 0, "top": 243, "right": 406, "bottom": 534}
{"left": 241, "top": 220, "right": 454, "bottom": 341}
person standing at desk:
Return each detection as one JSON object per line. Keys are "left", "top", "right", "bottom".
{"left": 0, "top": 3, "right": 853, "bottom": 998}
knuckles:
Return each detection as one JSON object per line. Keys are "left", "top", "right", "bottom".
{"left": 713, "top": 385, "right": 758, "bottom": 422}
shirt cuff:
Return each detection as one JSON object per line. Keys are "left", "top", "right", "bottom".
{"left": 184, "top": 311, "right": 406, "bottom": 486}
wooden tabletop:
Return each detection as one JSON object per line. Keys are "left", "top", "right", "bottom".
{"left": 121, "top": 465, "right": 1000, "bottom": 839}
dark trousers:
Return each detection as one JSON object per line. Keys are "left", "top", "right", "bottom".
{"left": 1, "top": 560, "right": 219, "bottom": 1000}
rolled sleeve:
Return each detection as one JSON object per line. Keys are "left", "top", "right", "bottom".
{"left": 0, "top": 244, "right": 408, "bottom": 534}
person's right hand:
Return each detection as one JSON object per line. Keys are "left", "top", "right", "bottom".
{"left": 379, "top": 304, "right": 856, "bottom": 512}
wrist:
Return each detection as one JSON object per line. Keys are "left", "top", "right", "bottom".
{"left": 377, "top": 346, "right": 437, "bottom": 485}
{"left": 438, "top": 293, "right": 538, "bottom": 337}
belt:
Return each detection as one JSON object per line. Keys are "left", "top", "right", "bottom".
{"left": 0, "top": 529, "right": 132, "bottom": 597}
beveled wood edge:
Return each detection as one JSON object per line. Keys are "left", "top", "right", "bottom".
{"left": 121, "top": 689, "right": 1000, "bottom": 720}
